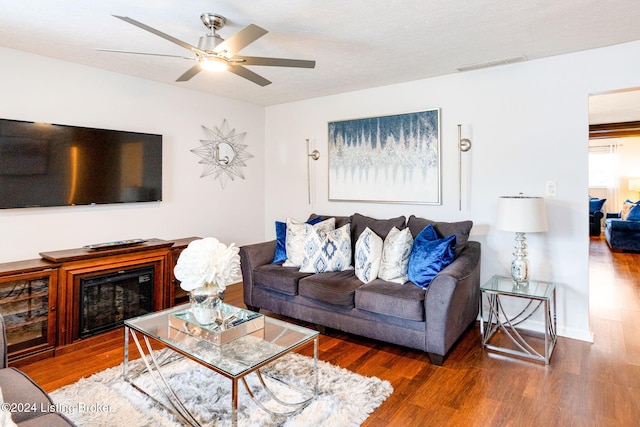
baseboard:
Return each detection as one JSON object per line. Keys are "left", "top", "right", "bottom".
{"left": 557, "top": 326, "right": 594, "bottom": 343}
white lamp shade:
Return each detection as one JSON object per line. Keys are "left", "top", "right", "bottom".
{"left": 496, "top": 196, "right": 548, "bottom": 233}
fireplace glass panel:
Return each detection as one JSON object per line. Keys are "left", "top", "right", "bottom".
{"left": 80, "top": 266, "right": 154, "bottom": 338}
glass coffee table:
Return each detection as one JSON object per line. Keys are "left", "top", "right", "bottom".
{"left": 123, "top": 304, "right": 319, "bottom": 426}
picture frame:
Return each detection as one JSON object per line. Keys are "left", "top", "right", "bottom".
{"left": 328, "top": 108, "right": 441, "bottom": 204}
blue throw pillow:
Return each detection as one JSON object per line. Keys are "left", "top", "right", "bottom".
{"left": 272, "top": 221, "right": 288, "bottom": 263}
{"left": 272, "top": 216, "right": 323, "bottom": 263}
{"left": 417, "top": 223, "right": 438, "bottom": 240}
{"left": 589, "top": 197, "right": 606, "bottom": 213}
{"left": 627, "top": 205, "right": 640, "bottom": 221}
{"left": 407, "top": 226, "right": 456, "bottom": 289}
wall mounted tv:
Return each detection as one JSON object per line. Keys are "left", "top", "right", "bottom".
{"left": 0, "top": 118, "right": 162, "bottom": 209}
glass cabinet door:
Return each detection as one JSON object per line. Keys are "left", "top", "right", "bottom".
{"left": 0, "top": 270, "right": 55, "bottom": 357}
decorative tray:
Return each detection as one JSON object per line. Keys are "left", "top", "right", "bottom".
{"left": 169, "top": 304, "right": 264, "bottom": 346}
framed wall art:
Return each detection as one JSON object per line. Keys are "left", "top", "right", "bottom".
{"left": 328, "top": 108, "right": 441, "bottom": 204}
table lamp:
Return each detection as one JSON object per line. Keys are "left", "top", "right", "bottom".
{"left": 496, "top": 195, "right": 548, "bottom": 285}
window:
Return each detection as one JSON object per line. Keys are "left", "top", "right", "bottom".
{"left": 588, "top": 145, "right": 617, "bottom": 188}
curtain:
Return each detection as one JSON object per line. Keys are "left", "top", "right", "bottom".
{"left": 588, "top": 143, "right": 619, "bottom": 212}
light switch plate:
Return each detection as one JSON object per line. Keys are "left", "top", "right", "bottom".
{"left": 546, "top": 181, "right": 558, "bottom": 198}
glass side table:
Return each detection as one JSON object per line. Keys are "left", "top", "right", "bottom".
{"left": 479, "top": 275, "right": 557, "bottom": 364}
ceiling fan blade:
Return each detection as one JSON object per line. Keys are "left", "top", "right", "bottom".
{"left": 227, "top": 65, "right": 271, "bottom": 86}
{"left": 95, "top": 48, "right": 194, "bottom": 60}
{"left": 113, "top": 15, "right": 201, "bottom": 53}
{"left": 176, "top": 64, "right": 202, "bottom": 82}
{"left": 234, "top": 55, "right": 315, "bottom": 68}
{"left": 214, "top": 24, "right": 268, "bottom": 56}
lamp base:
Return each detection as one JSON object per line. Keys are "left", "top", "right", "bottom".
{"left": 510, "top": 232, "right": 530, "bottom": 285}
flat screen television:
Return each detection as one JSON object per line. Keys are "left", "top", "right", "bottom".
{"left": 0, "top": 118, "right": 162, "bottom": 209}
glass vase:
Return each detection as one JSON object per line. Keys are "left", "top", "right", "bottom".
{"left": 189, "top": 285, "right": 223, "bottom": 325}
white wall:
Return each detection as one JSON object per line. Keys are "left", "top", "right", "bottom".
{"left": 0, "top": 47, "right": 266, "bottom": 262}
{"left": 264, "top": 40, "right": 640, "bottom": 342}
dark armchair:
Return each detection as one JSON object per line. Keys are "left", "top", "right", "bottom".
{"left": 590, "top": 210, "right": 605, "bottom": 236}
{"left": 589, "top": 197, "right": 606, "bottom": 236}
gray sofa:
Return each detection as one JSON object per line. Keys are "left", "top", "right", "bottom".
{"left": 0, "top": 315, "right": 75, "bottom": 426}
{"left": 240, "top": 213, "right": 481, "bottom": 365}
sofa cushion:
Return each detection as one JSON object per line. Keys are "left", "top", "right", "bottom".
{"left": 407, "top": 215, "right": 472, "bottom": 255}
{"left": 19, "top": 413, "right": 76, "bottom": 427}
{"left": 272, "top": 216, "right": 323, "bottom": 263}
{"left": 283, "top": 217, "right": 336, "bottom": 267}
{"left": 355, "top": 279, "right": 426, "bottom": 321}
{"left": 254, "top": 264, "right": 313, "bottom": 295}
{"left": 300, "top": 224, "right": 353, "bottom": 273}
{"left": 378, "top": 226, "right": 414, "bottom": 284}
{"left": 298, "top": 270, "right": 363, "bottom": 308}
{"left": 0, "top": 368, "right": 53, "bottom": 424}
{"left": 408, "top": 226, "right": 456, "bottom": 289}
{"left": 355, "top": 227, "right": 384, "bottom": 284}
{"left": 351, "top": 213, "right": 407, "bottom": 244}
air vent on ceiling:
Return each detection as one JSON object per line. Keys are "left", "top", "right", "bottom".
{"left": 456, "top": 55, "right": 527, "bottom": 72}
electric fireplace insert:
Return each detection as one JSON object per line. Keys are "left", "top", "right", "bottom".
{"left": 79, "top": 265, "right": 154, "bottom": 338}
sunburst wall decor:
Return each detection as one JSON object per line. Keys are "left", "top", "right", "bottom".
{"left": 191, "top": 119, "right": 253, "bottom": 188}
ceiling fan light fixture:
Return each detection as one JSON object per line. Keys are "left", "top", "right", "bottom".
{"left": 199, "top": 57, "right": 228, "bottom": 72}
{"left": 104, "top": 14, "right": 315, "bottom": 86}
{"left": 198, "top": 33, "right": 224, "bottom": 51}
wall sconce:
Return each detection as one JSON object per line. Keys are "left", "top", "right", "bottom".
{"left": 306, "top": 139, "right": 320, "bottom": 204}
{"left": 458, "top": 124, "right": 472, "bottom": 211}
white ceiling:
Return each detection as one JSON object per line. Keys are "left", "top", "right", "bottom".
{"left": 589, "top": 88, "right": 640, "bottom": 124}
{"left": 2, "top": 0, "right": 640, "bottom": 106}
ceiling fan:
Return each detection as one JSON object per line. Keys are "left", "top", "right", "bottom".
{"left": 97, "top": 13, "right": 316, "bottom": 86}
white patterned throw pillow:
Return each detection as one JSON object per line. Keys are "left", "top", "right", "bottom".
{"left": 355, "top": 227, "right": 384, "bottom": 283}
{"left": 283, "top": 217, "right": 336, "bottom": 267}
{"left": 300, "top": 223, "right": 352, "bottom": 273}
{"left": 378, "top": 226, "right": 414, "bottom": 284}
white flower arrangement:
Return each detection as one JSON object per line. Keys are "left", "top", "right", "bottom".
{"left": 173, "top": 237, "right": 241, "bottom": 293}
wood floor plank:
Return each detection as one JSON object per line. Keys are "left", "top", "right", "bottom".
{"left": 12, "top": 236, "right": 640, "bottom": 426}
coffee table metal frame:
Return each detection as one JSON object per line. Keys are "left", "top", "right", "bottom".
{"left": 479, "top": 274, "right": 557, "bottom": 364}
{"left": 123, "top": 304, "right": 319, "bottom": 426}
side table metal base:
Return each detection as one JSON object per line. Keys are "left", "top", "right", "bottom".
{"left": 479, "top": 275, "right": 557, "bottom": 364}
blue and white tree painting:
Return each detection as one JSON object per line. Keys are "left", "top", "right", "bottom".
{"left": 328, "top": 109, "right": 440, "bottom": 204}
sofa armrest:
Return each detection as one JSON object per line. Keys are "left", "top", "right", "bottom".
{"left": 606, "top": 212, "right": 621, "bottom": 219}
{"left": 606, "top": 218, "right": 640, "bottom": 232}
{"left": 424, "top": 241, "right": 481, "bottom": 359}
{"left": 239, "top": 240, "right": 277, "bottom": 308}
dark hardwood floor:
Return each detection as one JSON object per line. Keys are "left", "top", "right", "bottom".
{"left": 14, "top": 236, "right": 640, "bottom": 426}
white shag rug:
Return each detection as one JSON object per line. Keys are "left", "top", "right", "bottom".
{"left": 50, "top": 352, "right": 392, "bottom": 427}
